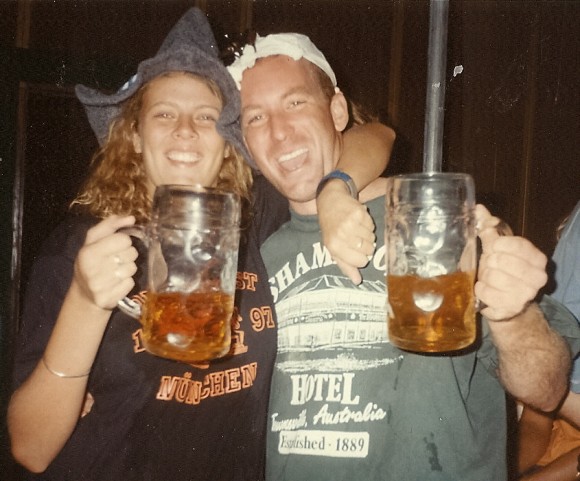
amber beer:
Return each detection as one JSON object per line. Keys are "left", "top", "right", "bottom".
{"left": 141, "top": 291, "right": 234, "bottom": 362}
{"left": 387, "top": 270, "right": 476, "bottom": 352}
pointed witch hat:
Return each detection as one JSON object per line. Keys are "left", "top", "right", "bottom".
{"left": 75, "top": 7, "right": 253, "bottom": 166}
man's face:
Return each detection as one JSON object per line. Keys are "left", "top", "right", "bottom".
{"left": 240, "top": 56, "right": 348, "bottom": 215}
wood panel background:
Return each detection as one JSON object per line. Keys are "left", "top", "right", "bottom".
{"left": 0, "top": 1, "right": 578, "bottom": 478}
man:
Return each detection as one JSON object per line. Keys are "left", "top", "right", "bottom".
{"left": 228, "top": 33, "right": 580, "bottom": 481}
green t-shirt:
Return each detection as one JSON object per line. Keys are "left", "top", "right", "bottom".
{"left": 261, "top": 195, "right": 579, "bottom": 481}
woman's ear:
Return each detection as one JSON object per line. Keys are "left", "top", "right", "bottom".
{"left": 131, "top": 124, "right": 142, "bottom": 154}
{"left": 330, "top": 89, "right": 349, "bottom": 132}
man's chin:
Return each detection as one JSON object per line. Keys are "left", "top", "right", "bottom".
{"left": 285, "top": 191, "right": 318, "bottom": 215}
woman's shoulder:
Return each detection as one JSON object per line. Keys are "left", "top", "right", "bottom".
{"left": 252, "top": 173, "right": 287, "bottom": 209}
{"left": 251, "top": 173, "right": 290, "bottom": 245}
{"left": 40, "top": 212, "right": 99, "bottom": 259}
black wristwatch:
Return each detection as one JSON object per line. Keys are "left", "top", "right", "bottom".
{"left": 316, "top": 170, "right": 358, "bottom": 199}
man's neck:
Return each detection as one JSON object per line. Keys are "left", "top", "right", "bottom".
{"left": 289, "top": 198, "right": 317, "bottom": 216}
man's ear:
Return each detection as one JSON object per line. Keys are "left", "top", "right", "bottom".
{"left": 131, "top": 125, "right": 142, "bottom": 154}
{"left": 330, "top": 89, "right": 349, "bottom": 132}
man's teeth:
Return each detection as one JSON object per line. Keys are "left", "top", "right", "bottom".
{"left": 168, "top": 152, "right": 200, "bottom": 163}
{"left": 278, "top": 148, "right": 308, "bottom": 163}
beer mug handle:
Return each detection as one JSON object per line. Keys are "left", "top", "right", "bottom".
{"left": 474, "top": 216, "right": 512, "bottom": 314}
{"left": 118, "top": 297, "right": 142, "bottom": 319}
{"left": 116, "top": 226, "right": 147, "bottom": 320}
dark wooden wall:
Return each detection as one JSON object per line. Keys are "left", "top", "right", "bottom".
{"left": 1, "top": 1, "right": 578, "bottom": 478}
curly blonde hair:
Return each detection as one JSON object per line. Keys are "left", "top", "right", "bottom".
{"left": 72, "top": 72, "right": 253, "bottom": 224}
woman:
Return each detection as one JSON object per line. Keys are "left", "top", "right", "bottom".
{"left": 8, "top": 8, "right": 393, "bottom": 481}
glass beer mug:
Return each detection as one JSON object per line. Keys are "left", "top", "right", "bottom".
{"left": 119, "top": 185, "right": 241, "bottom": 362}
{"left": 385, "top": 173, "right": 477, "bottom": 353}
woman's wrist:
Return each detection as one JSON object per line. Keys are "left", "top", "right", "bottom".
{"left": 67, "top": 279, "right": 117, "bottom": 319}
{"left": 41, "top": 356, "right": 91, "bottom": 379}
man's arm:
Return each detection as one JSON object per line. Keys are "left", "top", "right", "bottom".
{"left": 476, "top": 205, "right": 571, "bottom": 411}
{"left": 317, "top": 122, "right": 395, "bottom": 284}
{"left": 489, "top": 304, "right": 571, "bottom": 411}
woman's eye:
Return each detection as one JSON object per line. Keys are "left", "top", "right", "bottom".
{"left": 154, "top": 112, "right": 173, "bottom": 119}
{"left": 247, "top": 114, "right": 264, "bottom": 126}
{"left": 198, "top": 114, "right": 217, "bottom": 122}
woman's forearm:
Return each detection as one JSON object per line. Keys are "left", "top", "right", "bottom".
{"left": 336, "top": 122, "right": 395, "bottom": 191}
{"left": 8, "top": 281, "right": 111, "bottom": 472}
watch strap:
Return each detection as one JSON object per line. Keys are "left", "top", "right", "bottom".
{"left": 316, "top": 170, "right": 358, "bottom": 199}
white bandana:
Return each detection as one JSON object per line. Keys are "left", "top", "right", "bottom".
{"left": 227, "top": 33, "right": 337, "bottom": 90}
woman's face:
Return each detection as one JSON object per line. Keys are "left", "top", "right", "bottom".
{"left": 132, "top": 73, "right": 227, "bottom": 197}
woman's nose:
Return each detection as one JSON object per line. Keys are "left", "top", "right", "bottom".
{"left": 174, "top": 117, "right": 198, "bottom": 139}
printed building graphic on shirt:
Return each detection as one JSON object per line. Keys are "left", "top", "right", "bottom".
{"left": 276, "top": 274, "right": 393, "bottom": 374}
{"left": 269, "top": 264, "right": 396, "bottom": 461}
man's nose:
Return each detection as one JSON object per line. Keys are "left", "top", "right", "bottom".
{"left": 269, "top": 112, "right": 292, "bottom": 142}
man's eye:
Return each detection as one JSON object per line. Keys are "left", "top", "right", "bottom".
{"left": 289, "top": 100, "right": 306, "bottom": 108}
{"left": 154, "top": 112, "right": 173, "bottom": 119}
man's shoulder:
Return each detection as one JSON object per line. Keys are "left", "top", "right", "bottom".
{"left": 39, "top": 212, "right": 97, "bottom": 259}
{"left": 261, "top": 221, "right": 292, "bottom": 251}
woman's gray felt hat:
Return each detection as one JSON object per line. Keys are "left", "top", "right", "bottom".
{"left": 75, "top": 7, "right": 254, "bottom": 167}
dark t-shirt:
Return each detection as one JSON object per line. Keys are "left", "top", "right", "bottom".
{"left": 12, "top": 174, "right": 289, "bottom": 481}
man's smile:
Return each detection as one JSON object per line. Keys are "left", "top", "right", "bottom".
{"left": 277, "top": 147, "right": 309, "bottom": 172}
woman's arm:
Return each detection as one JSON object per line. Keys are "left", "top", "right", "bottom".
{"left": 334, "top": 122, "right": 394, "bottom": 192}
{"left": 317, "top": 122, "right": 395, "bottom": 284}
{"left": 8, "top": 216, "right": 137, "bottom": 472}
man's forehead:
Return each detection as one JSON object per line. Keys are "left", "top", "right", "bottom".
{"left": 248, "top": 55, "right": 304, "bottom": 74}
{"left": 241, "top": 56, "right": 316, "bottom": 91}
{"left": 241, "top": 62, "right": 301, "bottom": 114}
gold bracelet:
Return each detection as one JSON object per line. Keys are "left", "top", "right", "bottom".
{"left": 41, "top": 357, "right": 91, "bottom": 379}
